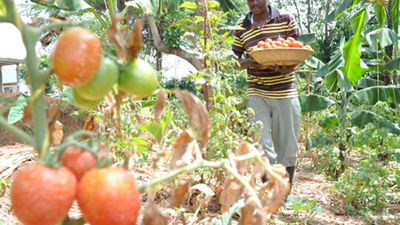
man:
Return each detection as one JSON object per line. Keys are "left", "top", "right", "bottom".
{"left": 232, "top": 0, "right": 301, "bottom": 194}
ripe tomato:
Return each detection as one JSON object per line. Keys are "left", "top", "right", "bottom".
{"left": 118, "top": 59, "right": 158, "bottom": 97}
{"left": 77, "top": 167, "right": 140, "bottom": 225}
{"left": 265, "top": 38, "right": 273, "bottom": 43}
{"left": 276, "top": 37, "right": 285, "bottom": 43}
{"left": 61, "top": 146, "right": 101, "bottom": 180}
{"left": 11, "top": 163, "right": 77, "bottom": 225}
{"left": 52, "top": 27, "right": 102, "bottom": 87}
{"left": 286, "top": 37, "right": 295, "bottom": 42}
{"left": 257, "top": 41, "right": 265, "bottom": 48}
{"left": 72, "top": 88, "right": 103, "bottom": 109}
{"left": 75, "top": 57, "right": 119, "bottom": 101}
{"left": 292, "top": 40, "right": 304, "bottom": 48}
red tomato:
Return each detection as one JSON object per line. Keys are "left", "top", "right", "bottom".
{"left": 77, "top": 167, "right": 140, "bottom": 225}
{"left": 61, "top": 146, "right": 101, "bottom": 180}
{"left": 292, "top": 40, "right": 304, "bottom": 48}
{"left": 265, "top": 38, "right": 273, "bottom": 43}
{"left": 264, "top": 42, "right": 272, "bottom": 48}
{"left": 276, "top": 37, "right": 285, "bottom": 43}
{"left": 52, "top": 27, "right": 102, "bottom": 87}
{"left": 11, "top": 163, "right": 77, "bottom": 225}
{"left": 286, "top": 37, "right": 296, "bottom": 42}
{"left": 257, "top": 41, "right": 265, "bottom": 48}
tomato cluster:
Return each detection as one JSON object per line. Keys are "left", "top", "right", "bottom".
{"left": 251, "top": 37, "right": 312, "bottom": 51}
{"left": 11, "top": 146, "right": 140, "bottom": 225}
{"left": 51, "top": 26, "right": 159, "bottom": 109}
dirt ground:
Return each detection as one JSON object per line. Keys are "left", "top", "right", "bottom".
{"left": 1, "top": 143, "right": 399, "bottom": 225}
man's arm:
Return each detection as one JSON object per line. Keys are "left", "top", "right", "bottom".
{"left": 233, "top": 56, "right": 264, "bottom": 70}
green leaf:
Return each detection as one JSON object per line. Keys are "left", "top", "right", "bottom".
{"left": 210, "top": 199, "right": 245, "bottom": 225}
{"left": 306, "top": 135, "right": 334, "bottom": 148}
{"left": 298, "top": 33, "right": 316, "bottom": 45}
{"left": 319, "top": 114, "right": 339, "bottom": 129}
{"left": 32, "top": 0, "right": 92, "bottom": 11}
{"left": 316, "top": 38, "right": 345, "bottom": 79}
{"left": 160, "top": 111, "right": 173, "bottom": 134}
{"left": 374, "top": 5, "right": 386, "bottom": 28}
{"left": 61, "top": 217, "right": 86, "bottom": 225}
{"left": 140, "top": 123, "right": 162, "bottom": 143}
{"left": 169, "top": 19, "right": 192, "bottom": 27}
{"left": 180, "top": 1, "right": 197, "bottom": 9}
{"left": 353, "top": 86, "right": 400, "bottom": 105}
{"left": 298, "top": 94, "right": 335, "bottom": 113}
{"left": 392, "top": 0, "right": 399, "bottom": 35}
{"left": 63, "top": 87, "right": 74, "bottom": 104}
{"left": 207, "top": 0, "right": 220, "bottom": 8}
{"left": 356, "top": 78, "right": 384, "bottom": 88}
{"left": 304, "top": 56, "right": 325, "bottom": 70}
{"left": 366, "top": 28, "right": 400, "bottom": 51}
{"left": 7, "top": 95, "right": 29, "bottom": 124}
{"left": 350, "top": 110, "right": 400, "bottom": 134}
{"left": 384, "top": 57, "right": 400, "bottom": 71}
{"left": 325, "top": 0, "right": 361, "bottom": 22}
{"left": 130, "top": 137, "right": 151, "bottom": 153}
{"left": 0, "top": 0, "right": 6, "bottom": 16}
{"left": 341, "top": 8, "right": 369, "bottom": 85}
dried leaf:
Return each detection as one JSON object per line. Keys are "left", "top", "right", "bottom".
{"left": 108, "top": 14, "right": 126, "bottom": 60}
{"left": 190, "top": 183, "right": 215, "bottom": 197}
{"left": 104, "top": 92, "right": 116, "bottom": 116}
{"left": 239, "top": 200, "right": 266, "bottom": 225}
{"left": 47, "top": 106, "right": 62, "bottom": 144}
{"left": 219, "top": 176, "right": 243, "bottom": 213}
{"left": 142, "top": 202, "right": 168, "bottom": 225}
{"left": 84, "top": 114, "right": 95, "bottom": 131}
{"left": 261, "top": 164, "right": 290, "bottom": 214}
{"left": 236, "top": 143, "right": 251, "bottom": 176}
{"left": 126, "top": 20, "right": 144, "bottom": 62}
{"left": 170, "top": 182, "right": 189, "bottom": 206}
{"left": 50, "top": 120, "right": 63, "bottom": 145}
{"left": 154, "top": 90, "right": 166, "bottom": 123}
{"left": 174, "top": 90, "right": 209, "bottom": 149}
{"left": 171, "top": 131, "right": 196, "bottom": 170}
{"left": 22, "top": 103, "right": 33, "bottom": 126}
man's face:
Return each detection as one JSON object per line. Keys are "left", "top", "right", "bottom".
{"left": 247, "top": 0, "right": 268, "bottom": 15}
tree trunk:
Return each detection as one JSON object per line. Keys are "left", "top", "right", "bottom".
{"left": 147, "top": 16, "right": 202, "bottom": 70}
{"left": 305, "top": 0, "right": 311, "bottom": 33}
{"left": 292, "top": 0, "right": 302, "bottom": 32}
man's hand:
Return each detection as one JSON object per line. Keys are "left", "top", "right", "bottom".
{"left": 269, "top": 65, "right": 298, "bottom": 76}
{"left": 235, "top": 58, "right": 263, "bottom": 70}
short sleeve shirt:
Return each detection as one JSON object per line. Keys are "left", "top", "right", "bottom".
{"left": 232, "top": 5, "right": 300, "bottom": 99}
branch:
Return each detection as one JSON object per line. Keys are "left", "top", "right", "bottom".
{"left": 147, "top": 16, "right": 202, "bottom": 70}
{"left": 0, "top": 115, "right": 34, "bottom": 145}
{"left": 39, "top": 21, "right": 81, "bottom": 34}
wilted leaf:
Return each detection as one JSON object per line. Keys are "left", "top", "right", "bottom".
{"left": 170, "top": 182, "right": 189, "bottom": 206}
{"left": 154, "top": 90, "right": 166, "bottom": 123}
{"left": 236, "top": 143, "right": 251, "bottom": 176}
{"left": 191, "top": 183, "right": 215, "bottom": 197}
{"left": 239, "top": 200, "right": 266, "bottom": 225}
{"left": 171, "top": 131, "right": 195, "bottom": 169}
{"left": 174, "top": 90, "right": 209, "bottom": 149}
{"left": 108, "top": 14, "right": 127, "bottom": 60}
{"left": 83, "top": 114, "right": 96, "bottom": 131}
{"left": 22, "top": 103, "right": 33, "bottom": 126}
{"left": 47, "top": 106, "right": 62, "bottom": 145}
{"left": 126, "top": 20, "right": 144, "bottom": 62}
{"left": 261, "top": 164, "right": 290, "bottom": 214}
{"left": 50, "top": 120, "right": 63, "bottom": 145}
{"left": 104, "top": 92, "right": 116, "bottom": 116}
{"left": 142, "top": 202, "right": 168, "bottom": 225}
{"left": 219, "top": 176, "right": 243, "bottom": 213}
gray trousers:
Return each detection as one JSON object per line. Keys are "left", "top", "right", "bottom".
{"left": 247, "top": 95, "right": 301, "bottom": 167}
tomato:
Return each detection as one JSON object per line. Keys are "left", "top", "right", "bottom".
{"left": 286, "top": 37, "right": 295, "bottom": 42}
{"left": 118, "top": 59, "right": 158, "bottom": 97}
{"left": 52, "top": 27, "right": 102, "bottom": 87}
{"left": 292, "top": 40, "right": 304, "bottom": 48}
{"left": 77, "top": 167, "right": 140, "bottom": 225}
{"left": 75, "top": 57, "right": 119, "bottom": 101}
{"left": 11, "top": 163, "right": 77, "bottom": 225}
{"left": 61, "top": 146, "right": 102, "bottom": 180}
{"left": 257, "top": 41, "right": 265, "bottom": 48}
{"left": 72, "top": 88, "right": 103, "bottom": 109}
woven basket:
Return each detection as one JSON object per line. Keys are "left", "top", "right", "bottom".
{"left": 250, "top": 48, "right": 314, "bottom": 66}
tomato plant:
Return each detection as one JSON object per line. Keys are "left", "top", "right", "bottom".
{"left": 118, "top": 58, "right": 158, "bottom": 97}
{"left": 61, "top": 146, "right": 105, "bottom": 180}
{"left": 75, "top": 57, "right": 119, "bottom": 101}
{"left": 77, "top": 167, "right": 140, "bottom": 225}
{"left": 51, "top": 27, "right": 102, "bottom": 87}
{"left": 11, "top": 163, "right": 77, "bottom": 225}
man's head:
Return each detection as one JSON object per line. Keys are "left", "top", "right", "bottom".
{"left": 247, "top": 0, "right": 268, "bottom": 15}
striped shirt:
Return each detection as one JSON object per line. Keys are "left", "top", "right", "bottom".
{"left": 232, "top": 5, "right": 300, "bottom": 99}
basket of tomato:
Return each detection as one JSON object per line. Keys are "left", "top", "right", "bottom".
{"left": 249, "top": 37, "right": 313, "bottom": 67}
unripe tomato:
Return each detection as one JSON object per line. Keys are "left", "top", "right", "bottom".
{"left": 75, "top": 57, "right": 119, "bottom": 101}
{"left": 11, "top": 163, "right": 77, "bottom": 225}
{"left": 72, "top": 88, "right": 103, "bottom": 109}
{"left": 52, "top": 27, "right": 102, "bottom": 87}
{"left": 118, "top": 59, "right": 158, "bottom": 97}
{"left": 61, "top": 146, "right": 99, "bottom": 180}
{"left": 77, "top": 167, "right": 140, "bottom": 225}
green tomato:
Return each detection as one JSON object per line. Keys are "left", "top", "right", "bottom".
{"left": 72, "top": 88, "right": 102, "bottom": 109}
{"left": 75, "top": 57, "right": 118, "bottom": 101}
{"left": 118, "top": 59, "right": 158, "bottom": 97}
